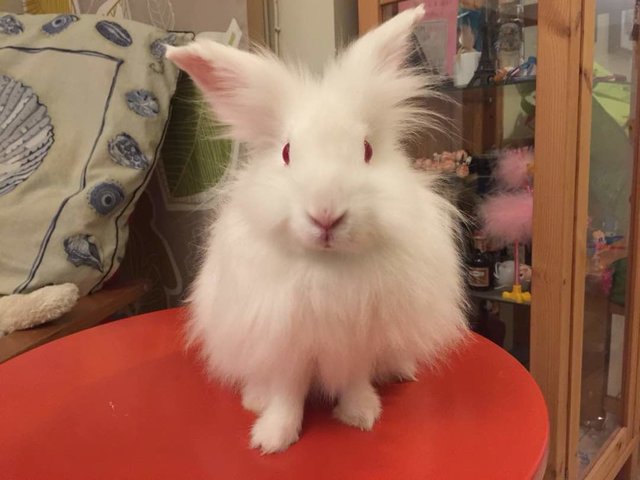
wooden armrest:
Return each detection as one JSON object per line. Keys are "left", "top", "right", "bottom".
{"left": 0, "top": 280, "right": 150, "bottom": 364}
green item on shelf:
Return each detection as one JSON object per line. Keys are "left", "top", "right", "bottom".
{"left": 609, "top": 258, "right": 628, "bottom": 307}
{"left": 593, "top": 63, "right": 632, "bottom": 132}
{"left": 589, "top": 63, "right": 632, "bottom": 239}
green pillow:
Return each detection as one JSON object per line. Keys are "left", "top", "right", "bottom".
{"left": 0, "top": 13, "right": 190, "bottom": 296}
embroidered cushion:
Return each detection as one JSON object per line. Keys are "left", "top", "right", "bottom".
{"left": 0, "top": 13, "right": 189, "bottom": 296}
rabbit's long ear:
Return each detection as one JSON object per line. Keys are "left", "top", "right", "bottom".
{"left": 326, "top": 5, "right": 439, "bottom": 142}
{"left": 341, "top": 5, "right": 424, "bottom": 75}
{"left": 166, "top": 41, "right": 296, "bottom": 146}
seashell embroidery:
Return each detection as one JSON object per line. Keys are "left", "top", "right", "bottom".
{"left": 0, "top": 75, "right": 54, "bottom": 196}
{"left": 64, "top": 234, "right": 103, "bottom": 272}
{"left": 95, "top": 20, "right": 132, "bottom": 47}
{"left": 42, "top": 14, "right": 79, "bottom": 35}
{"left": 150, "top": 33, "right": 178, "bottom": 60}
{"left": 107, "top": 133, "right": 149, "bottom": 170}
{"left": 0, "top": 14, "right": 24, "bottom": 35}
{"left": 125, "top": 90, "right": 159, "bottom": 117}
{"left": 89, "top": 181, "right": 125, "bottom": 215}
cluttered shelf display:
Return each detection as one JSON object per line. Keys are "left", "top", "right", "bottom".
{"left": 413, "top": 149, "right": 533, "bottom": 365}
{"left": 406, "top": 0, "right": 537, "bottom": 364}
{"left": 407, "top": 0, "right": 536, "bottom": 89}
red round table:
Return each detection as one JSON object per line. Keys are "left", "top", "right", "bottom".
{"left": 0, "top": 308, "right": 548, "bottom": 479}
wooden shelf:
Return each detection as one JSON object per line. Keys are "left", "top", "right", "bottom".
{"left": 436, "top": 76, "right": 536, "bottom": 93}
{"left": 0, "top": 280, "right": 150, "bottom": 364}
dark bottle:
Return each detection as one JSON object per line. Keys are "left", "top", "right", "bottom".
{"left": 467, "top": 234, "right": 492, "bottom": 291}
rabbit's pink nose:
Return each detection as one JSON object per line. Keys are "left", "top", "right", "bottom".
{"left": 308, "top": 211, "right": 346, "bottom": 231}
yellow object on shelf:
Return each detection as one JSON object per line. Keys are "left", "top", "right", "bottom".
{"left": 502, "top": 284, "right": 531, "bottom": 304}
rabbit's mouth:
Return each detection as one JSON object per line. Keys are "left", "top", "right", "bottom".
{"left": 321, "top": 233, "right": 335, "bottom": 249}
{"left": 311, "top": 230, "right": 340, "bottom": 251}
{"left": 305, "top": 228, "right": 367, "bottom": 254}
{"left": 298, "top": 226, "right": 348, "bottom": 252}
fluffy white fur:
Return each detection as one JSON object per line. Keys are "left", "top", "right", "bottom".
{"left": 166, "top": 5, "right": 468, "bottom": 454}
{"left": 0, "top": 284, "right": 79, "bottom": 336}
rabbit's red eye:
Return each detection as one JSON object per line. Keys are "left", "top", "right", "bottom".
{"left": 364, "top": 140, "right": 373, "bottom": 163}
{"left": 282, "top": 142, "right": 290, "bottom": 165}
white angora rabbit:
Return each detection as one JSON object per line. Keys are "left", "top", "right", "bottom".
{"left": 165, "top": 5, "right": 468, "bottom": 454}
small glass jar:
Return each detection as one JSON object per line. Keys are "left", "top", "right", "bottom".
{"left": 495, "top": 0, "right": 524, "bottom": 70}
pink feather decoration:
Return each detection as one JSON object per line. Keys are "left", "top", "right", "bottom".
{"left": 479, "top": 191, "right": 533, "bottom": 246}
{"left": 495, "top": 148, "right": 533, "bottom": 189}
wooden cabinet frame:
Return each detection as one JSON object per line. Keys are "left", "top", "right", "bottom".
{"left": 532, "top": 1, "right": 640, "bottom": 479}
{"left": 625, "top": 28, "right": 640, "bottom": 479}
{"left": 529, "top": 1, "right": 583, "bottom": 472}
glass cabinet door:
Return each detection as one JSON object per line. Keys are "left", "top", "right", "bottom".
{"left": 577, "top": 1, "right": 638, "bottom": 477}
{"left": 359, "top": 0, "right": 539, "bottom": 382}
{"left": 359, "top": 1, "right": 640, "bottom": 478}
{"left": 380, "top": 0, "right": 540, "bottom": 367}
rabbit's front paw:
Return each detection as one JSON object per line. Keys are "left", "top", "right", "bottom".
{"left": 333, "top": 382, "right": 381, "bottom": 431}
{"left": 250, "top": 406, "right": 301, "bottom": 454}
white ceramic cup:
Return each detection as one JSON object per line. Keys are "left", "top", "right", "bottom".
{"left": 494, "top": 260, "right": 532, "bottom": 291}
{"left": 494, "top": 261, "right": 516, "bottom": 288}
{"left": 454, "top": 51, "right": 481, "bottom": 87}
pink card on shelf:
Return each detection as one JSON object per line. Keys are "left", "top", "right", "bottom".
{"left": 399, "top": 0, "right": 458, "bottom": 75}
